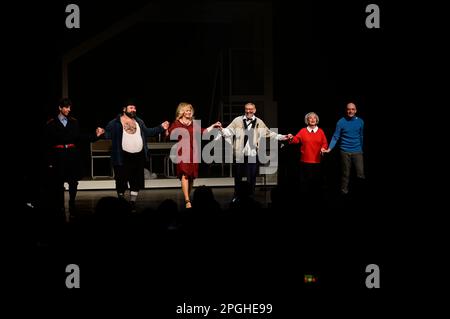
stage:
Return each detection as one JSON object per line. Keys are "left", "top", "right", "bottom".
{"left": 66, "top": 177, "right": 277, "bottom": 190}
{"left": 63, "top": 186, "right": 274, "bottom": 217}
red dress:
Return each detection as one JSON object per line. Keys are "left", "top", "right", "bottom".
{"left": 168, "top": 120, "right": 206, "bottom": 180}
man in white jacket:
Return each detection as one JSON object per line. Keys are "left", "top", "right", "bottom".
{"left": 218, "top": 103, "right": 288, "bottom": 199}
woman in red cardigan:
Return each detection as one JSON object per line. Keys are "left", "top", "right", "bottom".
{"left": 167, "top": 102, "right": 221, "bottom": 208}
{"left": 287, "top": 112, "right": 328, "bottom": 197}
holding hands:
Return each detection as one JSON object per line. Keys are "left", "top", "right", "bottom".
{"left": 96, "top": 127, "right": 105, "bottom": 137}
{"left": 208, "top": 121, "right": 222, "bottom": 131}
{"left": 321, "top": 147, "right": 331, "bottom": 155}
{"left": 161, "top": 121, "right": 170, "bottom": 130}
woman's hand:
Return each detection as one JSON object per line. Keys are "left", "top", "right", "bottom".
{"left": 321, "top": 147, "right": 330, "bottom": 155}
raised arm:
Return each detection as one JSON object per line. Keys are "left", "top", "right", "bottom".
{"left": 258, "top": 121, "right": 287, "bottom": 141}
{"left": 104, "top": 119, "right": 115, "bottom": 139}
{"left": 205, "top": 121, "right": 222, "bottom": 133}
{"left": 288, "top": 129, "right": 303, "bottom": 144}
{"left": 76, "top": 123, "right": 104, "bottom": 143}
{"left": 219, "top": 121, "right": 237, "bottom": 138}
{"left": 142, "top": 121, "right": 168, "bottom": 137}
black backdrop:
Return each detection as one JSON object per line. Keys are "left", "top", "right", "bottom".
{"left": 4, "top": 0, "right": 436, "bottom": 307}
{"left": 11, "top": 0, "right": 404, "bottom": 190}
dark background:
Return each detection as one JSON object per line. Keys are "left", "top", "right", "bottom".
{"left": 10, "top": 0, "right": 408, "bottom": 194}
{"left": 4, "top": 0, "right": 436, "bottom": 307}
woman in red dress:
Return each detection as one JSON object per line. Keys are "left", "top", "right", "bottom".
{"left": 167, "top": 102, "right": 221, "bottom": 208}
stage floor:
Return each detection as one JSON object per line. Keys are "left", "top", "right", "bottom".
{"left": 64, "top": 186, "right": 273, "bottom": 217}
{"left": 66, "top": 177, "right": 276, "bottom": 190}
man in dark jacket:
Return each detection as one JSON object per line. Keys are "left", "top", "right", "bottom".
{"left": 45, "top": 98, "right": 104, "bottom": 216}
{"left": 105, "top": 103, "right": 169, "bottom": 210}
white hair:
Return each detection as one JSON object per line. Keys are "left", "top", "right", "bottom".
{"left": 304, "top": 112, "right": 319, "bottom": 125}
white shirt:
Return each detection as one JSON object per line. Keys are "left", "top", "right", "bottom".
{"left": 58, "top": 114, "right": 68, "bottom": 127}
{"left": 122, "top": 123, "right": 143, "bottom": 153}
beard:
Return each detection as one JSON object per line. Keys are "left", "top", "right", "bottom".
{"left": 125, "top": 111, "right": 136, "bottom": 118}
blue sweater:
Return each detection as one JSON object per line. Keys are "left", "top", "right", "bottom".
{"left": 328, "top": 116, "right": 364, "bottom": 152}
{"left": 105, "top": 115, "right": 164, "bottom": 166}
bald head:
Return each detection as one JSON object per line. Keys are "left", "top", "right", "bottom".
{"left": 346, "top": 103, "right": 357, "bottom": 118}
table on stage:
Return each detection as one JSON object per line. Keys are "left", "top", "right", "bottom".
{"left": 147, "top": 142, "right": 176, "bottom": 177}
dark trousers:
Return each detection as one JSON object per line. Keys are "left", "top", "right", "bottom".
{"left": 54, "top": 179, "right": 78, "bottom": 211}
{"left": 50, "top": 149, "right": 81, "bottom": 209}
{"left": 47, "top": 164, "right": 78, "bottom": 211}
{"left": 113, "top": 151, "right": 145, "bottom": 195}
{"left": 299, "top": 162, "right": 322, "bottom": 197}
{"left": 340, "top": 151, "right": 365, "bottom": 194}
{"left": 234, "top": 156, "right": 258, "bottom": 195}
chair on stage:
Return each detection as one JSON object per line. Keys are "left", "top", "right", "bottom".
{"left": 90, "top": 140, "right": 114, "bottom": 179}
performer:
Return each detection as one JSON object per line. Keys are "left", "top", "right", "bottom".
{"left": 105, "top": 102, "right": 170, "bottom": 211}
{"left": 287, "top": 112, "right": 328, "bottom": 197}
{"left": 44, "top": 98, "right": 104, "bottom": 216}
{"left": 167, "top": 102, "right": 221, "bottom": 208}
{"left": 322, "top": 102, "right": 365, "bottom": 195}
{"left": 218, "top": 102, "right": 288, "bottom": 200}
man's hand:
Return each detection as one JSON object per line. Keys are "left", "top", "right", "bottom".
{"left": 161, "top": 121, "right": 170, "bottom": 130}
{"left": 96, "top": 127, "right": 105, "bottom": 137}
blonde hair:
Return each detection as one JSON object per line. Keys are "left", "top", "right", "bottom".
{"left": 175, "top": 102, "right": 194, "bottom": 120}
{"left": 304, "top": 112, "right": 319, "bottom": 125}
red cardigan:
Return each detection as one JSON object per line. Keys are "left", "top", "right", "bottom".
{"left": 290, "top": 128, "right": 328, "bottom": 163}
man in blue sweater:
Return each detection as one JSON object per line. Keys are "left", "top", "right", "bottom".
{"left": 323, "top": 102, "right": 365, "bottom": 195}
